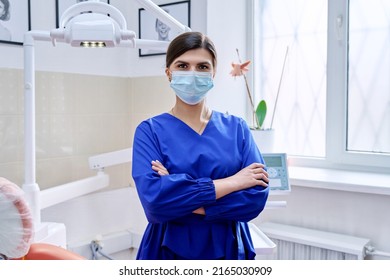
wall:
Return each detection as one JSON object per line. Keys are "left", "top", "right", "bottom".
{"left": 205, "top": 0, "right": 248, "bottom": 117}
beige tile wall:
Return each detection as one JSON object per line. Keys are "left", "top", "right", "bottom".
{"left": 0, "top": 68, "right": 174, "bottom": 190}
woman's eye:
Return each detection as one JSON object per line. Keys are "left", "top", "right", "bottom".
{"left": 198, "top": 65, "right": 210, "bottom": 71}
{"left": 177, "top": 64, "right": 187, "bottom": 69}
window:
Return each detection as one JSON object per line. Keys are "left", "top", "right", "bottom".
{"left": 253, "top": 0, "right": 390, "bottom": 172}
{"left": 348, "top": 0, "right": 390, "bottom": 154}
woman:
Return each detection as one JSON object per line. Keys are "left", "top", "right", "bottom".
{"left": 132, "top": 31, "right": 269, "bottom": 260}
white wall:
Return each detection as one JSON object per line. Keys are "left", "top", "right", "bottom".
{"left": 205, "top": 0, "right": 247, "bottom": 118}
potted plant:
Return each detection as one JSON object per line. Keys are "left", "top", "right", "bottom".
{"left": 230, "top": 48, "right": 289, "bottom": 152}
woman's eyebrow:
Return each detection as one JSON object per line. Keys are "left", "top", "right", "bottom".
{"left": 197, "top": 61, "right": 212, "bottom": 66}
{"left": 173, "top": 60, "right": 212, "bottom": 65}
{"left": 173, "top": 60, "right": 188, "bottom": 65}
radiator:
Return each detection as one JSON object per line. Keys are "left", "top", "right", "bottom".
{"left": 258, "top": 222, "right": 371, "bottom": 260}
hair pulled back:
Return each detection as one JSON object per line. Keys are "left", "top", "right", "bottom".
{"left": 166, "top": 31, "right": 217, "bottom": 68}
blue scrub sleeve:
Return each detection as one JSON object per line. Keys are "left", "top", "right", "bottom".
{"left": 203, "top": 186, "right": 268, "bottom": 222}
{"left": 132, "top": 122, "right": 216, "bottom": 224}
{"left": 203, "top": 119, "right": 269, "bottom": 222}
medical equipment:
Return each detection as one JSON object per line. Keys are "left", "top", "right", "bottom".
{"left": 24, "top": 243, "right": 85, "bottom": 260}
{"left": 262, "top": 153, "right": 291, "bottom": 194}
{"left": 0, "top": 177, "right": 33, "bottom": 259}
{"left": 0, "top": 177, "right": 85, "bottom": 260}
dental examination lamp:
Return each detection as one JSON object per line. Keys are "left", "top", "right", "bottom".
{"left": 23, "top": 0, "right": 191, "bottom": 245}
{"left": 51, "top": 2, "right": 135, "bottom": 47}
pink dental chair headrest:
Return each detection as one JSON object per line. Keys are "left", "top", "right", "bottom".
{"left": 0, "top": 177, "right": 34, "bottom": 259}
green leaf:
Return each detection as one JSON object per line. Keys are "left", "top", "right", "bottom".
{"left": 255, "top": 100, "right": 267, "bottom": 129}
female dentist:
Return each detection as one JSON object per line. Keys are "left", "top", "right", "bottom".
{"left": 132, "top": 31, "right": 269, "bottom": 260}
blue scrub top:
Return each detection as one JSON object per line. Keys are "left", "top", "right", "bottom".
{"left": 132, "top": 111, "right": 269, "bottom": 259}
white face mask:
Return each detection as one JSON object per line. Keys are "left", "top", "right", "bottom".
{"left": 170, "top": 71, "right": 214, "bottom": 105}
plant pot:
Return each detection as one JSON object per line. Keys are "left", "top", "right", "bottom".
{"left": 251, "top": 129, "right": 275, "bottom": 153}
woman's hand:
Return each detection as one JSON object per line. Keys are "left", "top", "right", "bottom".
{"left": 231, "top": 162, "right": 269, "bottom": 189}
{"left": 151, "top": 160, "right": 169, "bottom": 176}
{"left": 213, "top": 162, "right": 269, "bottom": 199}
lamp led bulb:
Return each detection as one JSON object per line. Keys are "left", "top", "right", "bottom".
{"left": 81, "top": 41, "right": 106, "bottom": 48}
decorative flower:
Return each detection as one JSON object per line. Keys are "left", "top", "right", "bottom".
{"left": 230, "top": 60, "right": 251, "bottom": 77}
{"left": 230, "top": 47, "right": 289, "bottom": 130}
{"left": 230, "top": 49, "right": 266, "bottom": 129}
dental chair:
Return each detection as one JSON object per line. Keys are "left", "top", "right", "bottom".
{"left": 0, "top": 177, "right": 84, "bottom": 260}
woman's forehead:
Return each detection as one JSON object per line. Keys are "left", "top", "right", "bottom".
{"left": 173, "top": 48, "right": 213, "bottom": 64}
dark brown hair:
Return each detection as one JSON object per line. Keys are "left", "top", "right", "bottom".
{"left": 166, "top": 31, "right": 217, "bottom": 68}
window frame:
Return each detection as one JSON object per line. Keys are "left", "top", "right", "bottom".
{"left": 250, "top": 0, "right": 390, "bottom": 174}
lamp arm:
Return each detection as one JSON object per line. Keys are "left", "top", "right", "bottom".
{"left": 134, "top": 0, "right": 191, "bottom": 33}
{"left": 134, "top": 38, "right": 170, "bottom": 50}
{"left": 22, "top": 32, "right": 52, "bottom": 226}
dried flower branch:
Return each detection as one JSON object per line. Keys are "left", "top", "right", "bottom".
{"left": 231, "top": 48, "right": 261, "bottom": 129}
{"left": 230, "top": 47, "right": 289, "bottom": 130}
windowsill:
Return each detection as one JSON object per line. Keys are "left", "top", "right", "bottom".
{"left": 288, "top": 167, "right": 390, "bottom": 196}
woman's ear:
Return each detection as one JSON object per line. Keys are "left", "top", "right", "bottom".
{"left": 165, "top": 68, "right": 172, "bottom": 82}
